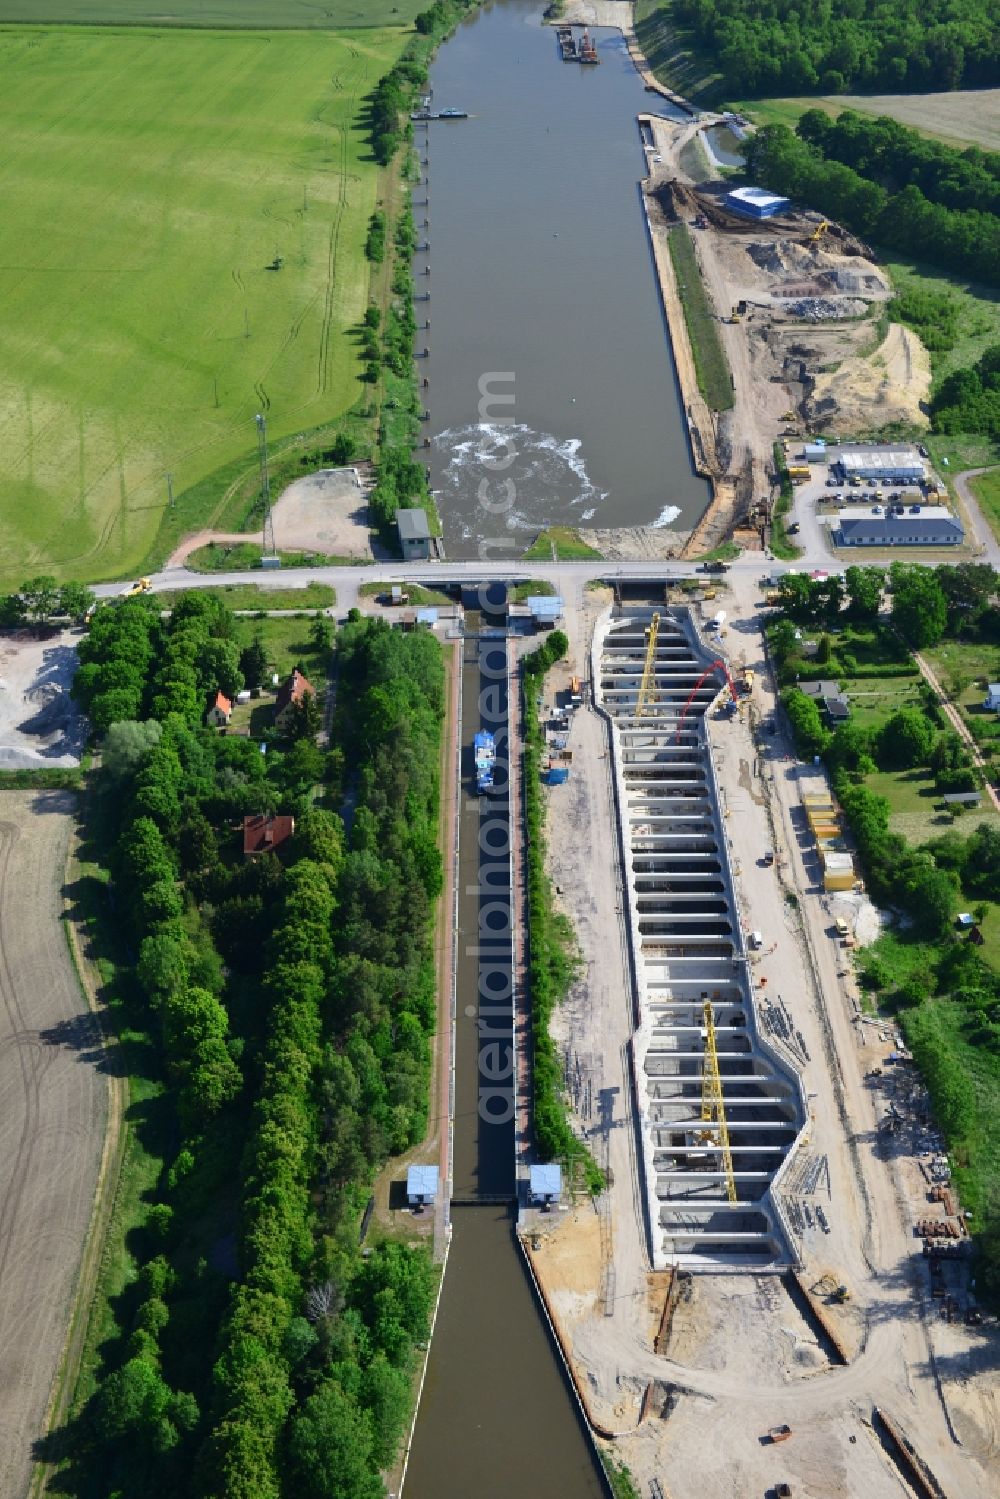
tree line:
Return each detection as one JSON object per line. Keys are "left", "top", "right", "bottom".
{"left": 931, "top": 343, "right": 1000, "bottom": 442}
{"left": 744, "top": 116, "right": 1000, "bottom": 285}
{"left": 46, "top": 598, "right": 443, "bottom": 1498}
{"left": 367, "top": 0, "right": 477, "bottom": 166}
{"left": 797, "top": 109, "right": 1000, "bottom": 219}
{"left": 668, "top": 0, "right": 998, "bottom": 97}
{"left": 768, "top": 563, "right": 1000, "bottom": 1301}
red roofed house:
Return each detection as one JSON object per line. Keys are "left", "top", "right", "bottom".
{"left": 274, "top": 668, "right": 316, "bottom": 734}
{"left": 205, "top": 690, "right": 233, "bottom": 728}
{"left": 243, "top": 814, "right": 296, "bottom": 859}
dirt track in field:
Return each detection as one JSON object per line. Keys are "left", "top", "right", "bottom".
{"left": 0, "top": 793, "right": 107, "bottom": 1498}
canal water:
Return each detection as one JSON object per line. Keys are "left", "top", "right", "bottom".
{"left": 403, "top": 626, "right": 606, "bottom": 1497}
{"left": 418, "top": 0, "right": 709, "bottom": 555}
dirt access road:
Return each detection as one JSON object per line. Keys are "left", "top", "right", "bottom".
{"left": 914, "top": 649, "right": 1000, "bottom": 813}
{"left": 530, "top": 590, "right": 996, "bottom": 1499}
{"left": 0, "top": 794, "right": 107, "bottom": 1499}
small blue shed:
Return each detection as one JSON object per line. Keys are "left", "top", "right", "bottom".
{"left": 529, "top": 1163, "right": 562, "bottom": 1205}
{"left": 406, "top": 1164, "right": 439, "bottom": 1207}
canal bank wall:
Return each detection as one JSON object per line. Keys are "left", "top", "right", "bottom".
{"left": 551, "top": 0, "right": 697, "bottom": 115}
{"left": 639, "top": 170, "right": 739, "bottom": 555}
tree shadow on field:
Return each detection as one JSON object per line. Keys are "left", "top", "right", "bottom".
{"left": 39, "top": 1011, "right": 125, "bottom": 1076}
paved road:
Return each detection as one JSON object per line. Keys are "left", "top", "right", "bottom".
{"left": 95, "top": 553, "right": 789, "bottom": 617}
{"left": 954, "top": 467, "right": 1000, "bottom": 569}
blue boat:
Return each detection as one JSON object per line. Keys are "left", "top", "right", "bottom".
{"left": 474, "top": 730, "right": 495, "bottom": 793}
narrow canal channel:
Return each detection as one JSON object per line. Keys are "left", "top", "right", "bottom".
{"left": 402, "top": 614, "right": 606, "bottom": 1497}
{"left": 417, "top": 0, "right": 709, "bottom": 553}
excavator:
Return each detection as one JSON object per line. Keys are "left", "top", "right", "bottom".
{"left": 809, "top": 219, "right": 830, "bottom": 242}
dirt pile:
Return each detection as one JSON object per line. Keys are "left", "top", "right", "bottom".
{"left": 806, "top": 322, "right": 931, "bottom": 433}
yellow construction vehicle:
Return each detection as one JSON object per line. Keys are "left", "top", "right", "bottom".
{"left": 635, "top": 612, "right": 660, "bottom": 717}
{"left": 122, "top": 576, "right": 152, "bottom": 599}
{"left": 698, "top": 1000, "right": 737, "bottom": 1204}
{"left": 810, "top": 219, "right": 830, "bottom": 242}
{"left": 814, "top": 1273, "right": 851, "bottom": 1303}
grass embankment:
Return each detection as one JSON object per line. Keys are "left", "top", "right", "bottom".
{"left": 183, "top": 542, "right": 358, "bottom": 574}
{"left": 633, "top": 0, "right": 722, "bottom": 102}
{"left": 0, "top": 26, "right": 407, "bottom": 586}
{"left": 969, "top": 469, "right": 1000, "bottom": 540}
{"left": 62, "top": 825, "right": 168, "bottom": 1410}
{"left": 157, "top": 582, "right": 335, "bottom": 612}
{"left": 769, "top": 443, "right": 802, "bottom": 560}
{"left": 524, "top": 527, "right": 603, "bottom": 561}
{"left": 667, "top": 224, "right": 735, "bottom": 414}
{"left": 522, "top": 632, "right": 603, "bottom": 1194}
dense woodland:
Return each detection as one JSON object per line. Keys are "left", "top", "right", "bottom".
{"left": 668, "top": 0, "right": 999, "bottom": 96}
{"left": 49, "top": 598, "right": 444, "bottom": 1498}
{"left": 744, "top": 113, "right": 1000, "bottom": 284}
{"left": 931, "top": 344, "right": 1000, "bottom": 442}
{"left": 770, "top": 564, "right": 1000, "bottom": 1299}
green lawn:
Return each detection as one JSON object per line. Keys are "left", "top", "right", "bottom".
{"left": 881, "top": 261, "right": 1000, "bottom": 385}
{"left": 0, "top": 1, "right": 424, "bottom": 24}
{"left": 667, "top": 224, "right": 734, "bottom": 413}
{"left": 924, "top": 639, "right": 1000, "bottom": 696}
{"left": 969, "top": 468, "right": 1000, "bottom": 544}
{"left": 523, "top": 527, "right": 603, "bottom": 561}
{"left": 0, "top": 25, "right": 406, "bottom": 587}
{"left": 841, "top": 677, "right": 923, "bottom": 730}
{"left": 157, "top": 582, "right": 335, "bottom": 612}
{"left": 866, "top": 767, "right": 968, "bottom": 842}
{"left": 236, "top": 614, "right": 329, "bottom": 680}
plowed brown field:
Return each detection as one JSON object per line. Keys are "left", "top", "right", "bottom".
{"left": 0, "top": 793, "right": 107, "bottom": 1498}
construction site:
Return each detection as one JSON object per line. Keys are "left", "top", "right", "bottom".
{"left": 519, "top": 581, "right": 998, "bottom": 1499}
{"left": 618, "top": 111, "right": 932, "bottom": 558}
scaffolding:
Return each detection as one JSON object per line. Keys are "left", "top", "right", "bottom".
{"left": 699, "top": 1000, "right": 738, "bottom": 1203}
{"left": 635, "top": 612, "right": 661, "bottom": 717}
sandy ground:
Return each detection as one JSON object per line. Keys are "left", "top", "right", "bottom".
{"left": 581, "top": 525, "right": 690, "bottom": 559}
{"left": 164, "top": 466, "right": 377, "bottom": 568}
{"left": 529, "top": 590, "right": 998, "bottom": 1499}
{"left": 555, "top": 0, "right": 631, "bottom": 29}
{"left": 807, "top": 323, "right": 931, "bottom": 434}
{"left": 0, "top": 793, "right": 107, "bottom": 1498}
{"left": 268, "top": 466, "right": 375, "bottom": 559}
{"left": 0, "top": 630, "right": 84, "bottom": 770}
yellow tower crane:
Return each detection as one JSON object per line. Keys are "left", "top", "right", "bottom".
{"left": 699, "top": 1000, "right": 738, "bottom": 1204}
{"left": 635, "top": 612, "right": 660, "bottom": 717}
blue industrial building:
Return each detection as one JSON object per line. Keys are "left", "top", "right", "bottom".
{"left": 725, "top": 185, "right": 790, "bottom": 219}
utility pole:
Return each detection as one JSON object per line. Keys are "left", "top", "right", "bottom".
{"left": 166, "top": 472, "right": 174, "bottom": 509}
{"left": 256, "top": 413, "right": 275, "bottom": 556}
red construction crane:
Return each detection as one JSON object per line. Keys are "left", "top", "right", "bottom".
{"left": 675, "top": 658, "right": 740, "bottom": 740}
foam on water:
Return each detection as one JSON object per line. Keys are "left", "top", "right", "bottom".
{"left": 651, "top": 502, "right": 682, "bottom": 528}
{"left": 432, "top": 422, "right": 608, "bottom": 537}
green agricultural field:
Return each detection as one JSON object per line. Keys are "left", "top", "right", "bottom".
{"left": 0, "top": 25, "right": 407, "bottom": 586}
{"left": 0, "top": 1, "right": 425, "bottom": 25}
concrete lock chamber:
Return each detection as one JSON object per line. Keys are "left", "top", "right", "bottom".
{"left": 592, "top": 606, "right": 807, "bottom": 1271}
